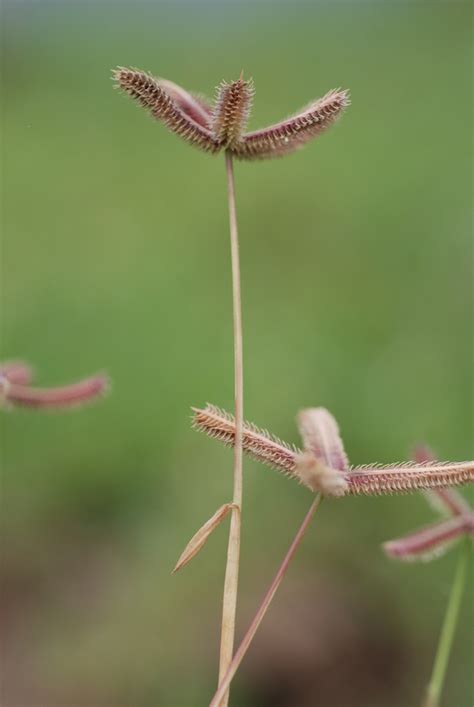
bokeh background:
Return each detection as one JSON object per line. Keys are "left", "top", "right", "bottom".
{"left": 2, "top": 1, "right": 473, "bottom": 705}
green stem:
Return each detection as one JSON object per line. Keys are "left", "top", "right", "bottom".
{"left": 424, "top": 537, "right": 471, "bottom": 707}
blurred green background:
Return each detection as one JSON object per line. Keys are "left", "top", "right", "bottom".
{"left": 1, "top": 1, "right": 472, "bottom": 705}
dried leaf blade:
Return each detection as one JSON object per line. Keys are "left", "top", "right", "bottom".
{"left": 173, "top": 503, "right": 237, "bottom": 573}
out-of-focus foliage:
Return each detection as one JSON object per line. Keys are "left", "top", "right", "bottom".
{"left": 1, "top": 1, "right": 472, "bottom": 705}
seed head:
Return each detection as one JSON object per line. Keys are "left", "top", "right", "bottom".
{"left": 114, "top": 68, "right": 349, "bottom": 159}
{"left": 192, "top": 404, "right": 474, "bottom": 498}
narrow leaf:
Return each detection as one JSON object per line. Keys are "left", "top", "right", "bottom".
{"left": 173, "top": 503, "right": 237, "bottom": 573}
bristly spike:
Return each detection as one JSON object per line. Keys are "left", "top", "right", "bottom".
{"left": 193, "top": 404, "right": 300, "bottom": 481}
{"left": 211, "top": 77, "right": 255, "bottom": 148}
{"left": 346, "top": 462, "right": 474, "bottom": 496}
{"left": 113, "top": 68, "right": 219, "bottom": 153}
{"left": 235, "top": 88, "right": 350, "bottom": 160}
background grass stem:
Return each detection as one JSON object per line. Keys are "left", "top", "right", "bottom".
{"left": 424, "top": 537, "right": 471, "bottom": 707}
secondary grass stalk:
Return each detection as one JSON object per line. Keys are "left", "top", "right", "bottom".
{"left": 210, "top": 494, "right": 323, "bottom": 707}
{"left": 424, "top": 537, "right": 471, "bottom": 707}
{"left": 217, "top": 151, "right": 244, "bottom": 707}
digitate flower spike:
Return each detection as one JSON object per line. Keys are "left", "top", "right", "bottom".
{"left": 383, "top": 445, "right": 474, "bottom": 561}
{"left": 192, "top": 405, "right": 474, "bottom": 497}
{"left": 113, "top": 68, "right": 349, "bottom": 160}
{"left": 0, "top": 361, "right": 109, "bottom": 410}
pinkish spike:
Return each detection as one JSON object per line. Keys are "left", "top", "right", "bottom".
{"left": 0, "top": 361, "right": 33, "bottom": 385}
{"left": 158, "top": 79, "right": 213, "bottom": 129}
{"left": 383, "top": 515, "right": 473, "bottom": 562}
{"left": 5, "top": 374, "right": 109, "bottom": 410}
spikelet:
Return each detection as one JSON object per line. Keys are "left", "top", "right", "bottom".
{"left": 211, "top": 77, "right": 254, "bottom": 148}
{"left": 113, "top": 68, "right": 219, "bottom": 153}
{"left": 297, "top": 407, "right": 349, "bottom": 471}
{"left": 295, "top": 408, "right": 349, "bottom": 496}
{"left": 348, "top": 461, "right": 474, "bottom": 496}
{"left": 235, "top": 89, "right": 350, "bottom": 160}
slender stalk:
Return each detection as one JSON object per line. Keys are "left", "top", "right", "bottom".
{"left": 217, "top": 151, "right": 244, "bottom": 707}
{"left": 424, "top": 537, "right": 471, "bottom": 707}
{"left": 210, "top": 495, "right": 323, "bottom": 707}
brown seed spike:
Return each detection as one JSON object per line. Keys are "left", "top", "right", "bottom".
{"left": 348, "top": 461, "right": 474, "bottom": 496}
{"left": 113, "top": 68, "right": 219, "bottom": 153}
{"left": 235, "top": 88, "right": 350, "bottom": 160}
{"left": 192, "top": 405, "right": 300, "bottom": 481}
{"left": 211, "top": 77, "right": 254, "bottom": 148}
